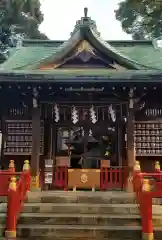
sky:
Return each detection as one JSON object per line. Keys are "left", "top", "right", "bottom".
{"left": 39, "top": 0, "right": 132, "bottom": 41}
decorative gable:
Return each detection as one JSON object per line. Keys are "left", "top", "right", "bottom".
{"left": 39, "top": 40, "right": 126, "bottom": 70}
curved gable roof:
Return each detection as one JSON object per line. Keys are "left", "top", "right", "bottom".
{"left": 0, "top": 8, "right": 162, "bottom": 71}
{"left": 33, "top": 10, "right": 151, "bottom": 70}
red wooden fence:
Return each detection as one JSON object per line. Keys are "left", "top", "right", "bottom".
{"left": 133, "top": 160, "right": 162, "bottom": 240}
{"left": 0, "top": 159, "right": 31, "bottom": 239}
{"left": 42, "top": 166, "right": 127, "bottom": 191}
{"left": 100, "top": 167, "right": 127, "bottom": 190}
{"left": 53, "top": 166, "right": 68, "bottom": 189}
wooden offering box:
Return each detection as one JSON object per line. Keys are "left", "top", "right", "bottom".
{"left": 68, "top": 169, "right": 100, "bottom": 190}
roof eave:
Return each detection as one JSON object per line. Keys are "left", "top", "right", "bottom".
{"left": 86, "top": 28, "right": 157, "bottom": 70}
{"left": 0, "top": 69, "right": 161, "bottom": 83}
{"left": 32, "top": 30, "right": 83, "bottom": 70}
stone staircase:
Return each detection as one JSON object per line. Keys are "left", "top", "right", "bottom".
{"left": 0, "top": 191, "right": 162, "bottom": 239}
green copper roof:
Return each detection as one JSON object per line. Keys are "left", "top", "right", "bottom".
{"left": 1, "top": 8, "right": 162, "bottom": 72}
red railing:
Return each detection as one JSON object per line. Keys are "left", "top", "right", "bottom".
{"left": 53, "top": 166, "right": 68, "bottom": 189}
{"left": 0, "top": 160, "right": 20, "bottom": 196}
{"left": 100, "top": 167, "right": 127, "bottom": 190}
{"left": 44, "top": 166, "right": 127, "bottom": 191}
{"left": 0, "top": 160, "right": 31, "bottom": 239}
{"left": 133, "top": 160, "right": 162, "bottom": 240}
{"left": 5, "top": 169, "right": 31, "bottom": 239}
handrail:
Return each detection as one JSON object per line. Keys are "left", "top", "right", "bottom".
{"left": 139, "top": 180, "right": 162, "bottom": 240}
{"left": 133, "top": 160, "right": 162, "bottom": 240}
{"left": 5, "top": 160, "right": 31, "bottom": 239}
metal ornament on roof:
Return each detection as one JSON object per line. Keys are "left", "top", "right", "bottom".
{"left": 89, "top": 105, "right": 97, "bottom": 124}
{"left": 71, "top": 106, "right": 79, "bottom": 124}
{"left": 53, "top": 104, "right": 60, "bottom": 122}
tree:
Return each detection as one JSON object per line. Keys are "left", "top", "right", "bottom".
{"left": 115, "top": 0, "right": 162, "bottom": 40}
{"left": 0, "top": 0, "right": 48, "bottom": 62}
{"left": 1, "top": 0, "right": 47, "bottom": 39}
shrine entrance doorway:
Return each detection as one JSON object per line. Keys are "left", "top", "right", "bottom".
{"left": 44, "top": 102, "right": 126, "bottom": 190}
{"left": 56, "top": 124, "right": 117, "bottom": 169}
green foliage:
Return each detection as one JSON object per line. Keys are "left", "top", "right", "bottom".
{"left": 115, "top": 0, "right": 162, "bottom": 40}
{"left": 0, "top": 0, "right": 48, "bottom": 62}
{"left": 0, "top": 0, "right": 47, "bottom": 39}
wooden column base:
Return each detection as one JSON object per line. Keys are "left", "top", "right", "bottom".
{"left": 125, "top": 171, "right": 134, "bottom": 192}
{"left": 30, "top": 175, "right": 40, "bottom": 191}
{"left": 142, "top": 233, "right": 154, "bottom": 240}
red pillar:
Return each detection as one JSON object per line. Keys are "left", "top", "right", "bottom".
{"left": 23, "top": 160, "right": 31, "bottom": 192}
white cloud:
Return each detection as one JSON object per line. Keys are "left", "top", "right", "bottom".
{"left": 39, "top": 0, "right": 132, "bottom": 40}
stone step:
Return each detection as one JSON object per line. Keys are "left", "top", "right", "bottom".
{"left": 2, "top": 202, "right": 162, "bottom": 215}
{"left": 8, "top": 231, "right": 162, "bottom": 240}
{"left": 1, "top": 212, "right": 162, "bottom": 227}
{"left": 1, "top": 190, "right": 162, "bottom": 239}
{"left": 0, "top": 224, "right": 142, "bottom": 238}
{"left": 27, "top": 191, "right": 137, "bottom": 204}
{"left": 1, "top": 190, "right": 161, "bottom": 204}
{"left": 20, "top": 214, "right": 139, "bottom": 227}
{"left": 26, "top": 191, "right": 162, "bottom": 205}
{"left": 1, "top": 224, "right": 162, "bottom": 239}
{"left": 22, "top": 202, "right": 162, "bottom": 215}
{"left": 21, "top": 203, "right": 141, "bottom": 215}
{"left": 0, "top": 213, "right": 141, "bottom": 226}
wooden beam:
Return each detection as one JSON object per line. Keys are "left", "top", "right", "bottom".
{"left": 127, "top": 89, "right": 135, "bottom": 167}
{"left": 31, "top": 107, "right": 41, "bottom": 190}
{"left": 126, "top": 88, "right": 135, "bottom": 192}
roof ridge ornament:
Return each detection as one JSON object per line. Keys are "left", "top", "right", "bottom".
{"left": 71, "top": 7, "right": 100, "bottom": 36}
{"left": 84, "top": 7, "right": 88, "bottom": 18}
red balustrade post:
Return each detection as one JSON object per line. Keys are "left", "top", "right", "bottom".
{"left": 155, "top": 161, "right": 161, "bottom": 181}
{"left": 100, "top": 167, "right": 105, "bottom": 191}
{"left": 140, "top": 179, "right": 154, "bottom": 240}
{"left": 132, "top": 161, "right": 141, "bottom": 194}
{"left": 5, "top": 177, "right": 17, "bottom": 239}
{"left": 8, "top": 160, "right": 15, "bottom": 172}
{"left": 134, "top": 160, "right": 141, "bottom": 173}
{"left": 64, "top": 166, "right": 68, "bottom": 191}
{"left": 23, "top": 160, "right": 31, "bottom": 192}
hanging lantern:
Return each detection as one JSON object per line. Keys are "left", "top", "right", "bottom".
{"left": 89, "top": 105, "right": 97, "bottom": 124}
{"left": 71, "top": 106, "right": 79, "bottom": 124}
{"left": 54, "top": 104, "right": 60, "bottom": 122}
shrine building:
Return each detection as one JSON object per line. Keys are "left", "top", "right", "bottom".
{"left": 0, "top": 8, "right": 162, "bottom": 189}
